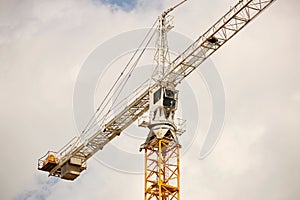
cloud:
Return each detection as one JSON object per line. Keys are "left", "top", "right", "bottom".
{"left": 0, "top": 0, "right": 299, "bottom": 200}
{"left": 100, "top": 0, "right": 137, "bottom": 11}
{"left": 14, "top": 178, "right": 59, "bottom": 200}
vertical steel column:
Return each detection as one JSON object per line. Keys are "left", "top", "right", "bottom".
{"left": 144, "top": 139, "right": 180, "bottom": 200}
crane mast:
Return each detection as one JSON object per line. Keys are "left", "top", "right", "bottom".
{"left": 140, "top": 3, "right": 183, "bottom": 199}
{"left": 37, "top": 0, "right": 275, "bottom": 198}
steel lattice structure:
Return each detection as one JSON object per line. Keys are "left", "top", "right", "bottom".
{"left": 144, "top": 140, "right": 180, "bottom": 200}
{"left": 38, "top": 0, "right": 275, "bottom": 199}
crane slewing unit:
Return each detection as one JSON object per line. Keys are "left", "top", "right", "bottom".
{"left": 38, "top": 0, "right": 275, "bottom": 199}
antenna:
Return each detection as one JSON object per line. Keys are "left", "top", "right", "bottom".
{"left": 152, "top": 0, "right": 188, "bottom": 86}
{"left": 162, "top": 0, "right": 188, "bottom": 17}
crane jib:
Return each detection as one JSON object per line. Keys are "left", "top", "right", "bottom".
{"left": 37, "top": 0, "right": 276, "bottom": 181}
{"left": 161, "top": 0, "right": 276, "bottom": 85}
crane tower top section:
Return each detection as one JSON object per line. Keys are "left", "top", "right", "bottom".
{"left": 37, "top": 0, "right": 276, "bottom": 181}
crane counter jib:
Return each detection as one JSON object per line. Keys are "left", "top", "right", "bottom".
{"left": 37, "top": 0, "right": 276, "bottom": 187}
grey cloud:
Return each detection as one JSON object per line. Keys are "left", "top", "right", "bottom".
{"left": 1, "top": 0, "right": 299, "bottom": 200}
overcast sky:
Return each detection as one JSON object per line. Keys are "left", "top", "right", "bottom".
{"left": 1, "top": 0, "right": 300, "bottom": 200}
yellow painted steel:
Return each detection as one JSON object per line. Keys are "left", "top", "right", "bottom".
{"left": 45, "top": 154, "right": 59, "bottom": 164}
{"left": 144, "top": 139, "right": 180, "bottom": 200}
{"left": 38, "top": 153, "right": 59, "bottom": 172}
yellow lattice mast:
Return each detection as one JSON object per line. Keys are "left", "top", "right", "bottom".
{"left": 144, "top": 139, "right": 180, "bottom": 200}
{"left": 139, "top": 2, "right": 187, "bottom": 199}
{"left": 37, "top": 1, "right": 276, "bottom": 200}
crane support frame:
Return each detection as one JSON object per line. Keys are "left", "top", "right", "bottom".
{"left": 38, "top": 0, "right": 276, "bottom": 181}
{"left": 145, "top": 139, "right": 180, "bottom": 200}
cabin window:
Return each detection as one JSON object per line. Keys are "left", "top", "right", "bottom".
{"left": 153, "top": 88, "right": 161, "bottom": 104}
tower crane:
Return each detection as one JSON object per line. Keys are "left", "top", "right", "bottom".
{"left": 38, "top": 0, "right": 275, "bottom": 199}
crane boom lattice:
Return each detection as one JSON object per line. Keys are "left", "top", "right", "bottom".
{"left": 163, "top": 0, "right": 275, "bottom": 85}
{"left": 38, "top": 3, "right": 275, "bottom": 198}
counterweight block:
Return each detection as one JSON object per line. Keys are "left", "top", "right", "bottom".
{"left": 38, "top": 152, "right": 86, "bottom": 181}
{"left": 61, "top": 157, "right": 85, "bottom": 181}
